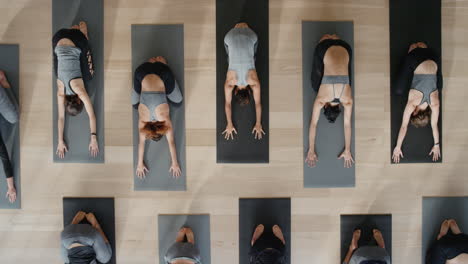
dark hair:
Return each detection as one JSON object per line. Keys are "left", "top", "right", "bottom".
{"left": 252, "top": 249, "right": 285, "bottom": 264}
{"left": 323, "top": 103, "right": 341, "bottom": 123}
{"left": 65, "top": 95, "right": 84, "bottom": 116}
{"left": 410, "top": 107, "right": 432, "bottom": 128}
{"left": 234, "top": 85, "right": 252, "bottom": 106}
{"left": 141, "top": 121, "right": 169, "bottom": 141}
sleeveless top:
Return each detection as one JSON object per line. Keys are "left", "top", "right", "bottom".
{"left": 411, "top": 74, "right": 437, "bottom": 105}
{"left": 140, "top": 91, "right": 168, "bottom": 121}
{"left": 224, "top": 27, "right": 258, "bottom": 86}
{"left": 55, "top": 45, "right": 82, "bottom": 95}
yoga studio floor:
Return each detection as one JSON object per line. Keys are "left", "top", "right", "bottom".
{"left": 1, "top": 0, "right": 468, "bottom": 263}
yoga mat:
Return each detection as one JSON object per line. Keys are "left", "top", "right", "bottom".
{"left": 52, "top": 0, "right": 104, "bottom": 163}
{"left": 422, "top": 197, "right": 468, "bottom": 264}
{"left": 216, "top": 0, "right": 269, "bottom": 163}
{"left": 340, "top": 214, "right": 392, "bottom": 261}
{"left": 0, "top": 44, "right": 20, "bottom": 209}
{"left": 131, "top": 25, "right": 186, "bottom": 191}
{"left": 302, "top": 21, "right": 355, "bottom": 188}
{"left": 63, "top": 197, "right": 116, "bottom": 264}
{"left": 158, "top": 214, "right": 211, "bottom": 264}
{"left": 390, "top": 0, "right": 442, "bottom": 163}
{"left": 239, "top": 198, "right": 291, "bottom": 264}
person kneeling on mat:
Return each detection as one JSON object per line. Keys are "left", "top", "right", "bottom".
{"left": 426, "top": 219, "right": 468, "bottom": 264}
{"left": 343, "top": 229, "right": 391, "bottom": 264}
{"left": 164, "top": 227, "right": 202, "bottom": 264}
{"left": 222, "top": 22, "right": 265, "bottom": 140}
{"left": 249, "top": 224, "right": 287, "bottom": 264}
{"left": 61, "top": 211, "right": 112, "bottom": 264}
{"left": 305, "top": 34, "right": 354, "bottom": 168}
{"left": 0, "top": 70, "right": 18, "bottom": 203}
{"left": 53, "top": 21, "right": 99, "bottom": 159}
{"left": 132, "top": 56, "right": 183, "bottom": 179}
{"left": 392, "top": 42, "right": 442, "bottom": 163}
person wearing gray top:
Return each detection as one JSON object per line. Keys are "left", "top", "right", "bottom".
{"left": 222, "top": 22, "right": 265, "bottom": 141}
{"left": 134, "top": 56, "right": 182, "bottom": 179}
{"left": 61, "top": 211, "right": 112, "bottom": 264}
{"left": 343, "top": 229, "right": 391, "bottom": 264}
{"left": 164, "top": 227, "right": 202, "bottom": 264}
{"left": 392, "top": 42, "right": 442, "bottom": 163}
{"left": 53, "top": 21, "right": 99, "bottom": 159}
{"left": 0, "top": 70, "right": 18, "bottom": 203}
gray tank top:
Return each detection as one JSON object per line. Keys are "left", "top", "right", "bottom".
{"left": 321, "top": 75, "right": 349, "bottom": 103}
{"left": 224, "top": 27, "right": 258, "bottom": 87}
{"left": 140, "top": 91, "right": 168, "bottom": 121}
{"left": 54, "top": 45, "right": 82, "bottom": 95}
{"left": 411, "top": 74, "right": 437, "bottom": 105}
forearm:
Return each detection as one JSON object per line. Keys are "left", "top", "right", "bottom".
{"left": 343, "top": 248, "right": 354, "bottom": 264}
{"left": 344, "top": 122, "right": 352, "bottom": 151}
{"left": 58, "top": 118, "right": 65, "bottom": 142}
{"left": 255, "top": 103, "right": 262, "bottom": 125}
{"left": 89, "top": 114, "right": 97, "bottom": 134}
{"left": 167, "top": 133, "right": 179, "bottom": 164}
{"left": 6, "top": 177, "right": 14, "bottom": 188}
{"left": 137, "top": 140, "right": 145, "bottom": 165}
{"left": 432, "top": 126, "right": 440, "bottom": 144}
{"left": 308, "top": 125, "right": 317, "bottom": 150}
{"left": 395, "top": 126, "right": 407, "bottom": 148}
{"left": 224, "top": 104, "right": 233, "bottom": 125}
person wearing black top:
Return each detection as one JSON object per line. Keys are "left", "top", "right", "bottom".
{"left": 426, "top": 219, "right": 468, "bottom": 264}
{"left": 306, "top": 34, "right": 354, "bottom": 168}
{"left": 392, "top": 42, "right": 443, "bottom": 163}
{"left": 249, "top": 224, "right": 286, "bottom": 264}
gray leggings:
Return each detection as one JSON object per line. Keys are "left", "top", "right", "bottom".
{"left": 0, "top": 84, "right": 18, "bottom": 178}
{"left": 61, "top": 224, "right": 112, "bottom": 264}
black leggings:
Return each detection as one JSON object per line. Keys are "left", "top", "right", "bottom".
{"left": 426, "top": 233, "right": 468, "bottom": 264}
{"left": 0, "top": 131, "right": 12, "bottom": 179}
{"left": 52, "top": 28, "right": 93, "bottom": 82}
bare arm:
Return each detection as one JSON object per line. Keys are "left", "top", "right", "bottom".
{"left": 80, "top": 92, "right": 97, "bottom": 135}
{"left": 137, "top": 120, "right": 146, "bottom": 167}
{"left": 395, "top": 102, "right": 415, "bottom": 149}
{"left": 343, "top": 248, "right": 354, "bottom": 264}
{"left": 342, "top": 100, "right": 353, "bottom": 151}
{"left": 308, "top": 100, "right": 323, "bottom": 152}
{"left": 224, "top": 82, "right": 234, "bottom": 126}
{"left": 430, "top": 102, "right": 440, "bottom": 145}
{"left": 57, "top": 92, "right": 66, "bottom": 144}
{"left": 252, "top": 81, "right": 262, "bottom": 125}
{"left": 164, "top": 119, "right": 178, "bottom": 166}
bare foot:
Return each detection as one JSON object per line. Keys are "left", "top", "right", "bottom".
{"left": 449, "top": 219, "right": 462, "bottom": 235}
{"left": 71, "top": 211, "right": 87, "bottom": 225}
{"left": 148, "top": 57, "right": 159, "bottom": 63}
{"left": 320, "top": 34, "right": 340, "bottom": 43}
{"left": 251, "top": 224, "right": 264, "bottom": 246}
{"left": 272, "top": 225, "right": 286, "bottom": 245}
{"left": 175, "top": 227, "right": 186, "bottom": 243}
{"left": 79, "top": 21, "right": 89, "bottom": 40}
{"left": 0, "top": 70, "right": 11, "bottom": 89}
{"left": 373, "top": 229, "right": 386, "bottom": 249}
{"left": 71, "top": 24, "right": 80, "bottom": 30}
{"left": 185, "top": 227, "right": 195, "bottom": 244}
{"left": 438, "top": 220, "right": 450, "bottom": 240}
{"left": 350, "top": 229, "right": 361, "bottom": 251}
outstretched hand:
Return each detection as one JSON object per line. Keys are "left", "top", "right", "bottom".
{"left": 392, "top": 147, "right": 403, "bottom": 163}
{"left": 305, "top": 149, "right": 318, "bottom": 168}
{"left": 169, "top": 163, "right": 182, "bottom": 178}
{"left": 222, "top": 124, "right": 237, "bottom": 140}
{"left": 338, "top": 150, "right": 354, "bottom": 168}
{"left": 89, "top": 137, "right": 99, "bottom": 157}
{"left": 252, "top": 123, "right": 266, "bottom": 140}
{"left": 56, "top": 141, "right": 68, "bottom": 159}
{"left": 136, "top": 163, "right": 149, "bottom": 179}
{"left": 429, "top": 145, "right": 441, "bottom": 162}
{"left": 6, "top": 187, "right": 16, "bottom": 203}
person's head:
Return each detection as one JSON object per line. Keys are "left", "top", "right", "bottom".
{"left": 234, "top": 85, "right": 252, "bottom": 106}
{"left": 141, "top": 121, "right": 169, "bottom": 141}
{"left": 408, "top": 42, "right": 428, "bottom": 53}
{"left": 323, "top": 103, "right": 341, "bottom": 123}
{"left": 65, "top": 95, "right": 84, "bottom": 116}
{"left": 410, "top": 107, "right": 431, "bottom": 128}
{"left": 252, "top": 249, "right": 285, "bottom": 264}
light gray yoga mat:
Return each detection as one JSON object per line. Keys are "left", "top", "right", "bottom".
{"left": 158, "top": 214, "right": 211, "bottom": 264}
{"left": 0, "top": 44, "right": 20, "bottom": 209}
{"left": 422, "top": 197, "right": 468, "bottom": 264}
{"left": 131, "top": 25, "right": 186, "bottom": 191}
{"left": 52, "top": 0, "right": 104, "bottom": 163}
{"left": 302, "top": 21, "right": 355, "bottom": 188}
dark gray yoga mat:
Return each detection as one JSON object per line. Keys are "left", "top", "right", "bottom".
{"left": 52, "top": 0, "right": 104, "bottom": 163}
{"left": 302, "top": 21, "right": 355, "bottom": 188}
{"left": 0, "top": 44, "right": 20, "bottom": 209}
{"left": 239, "top": 198, "right": 291, "bottom": 264}
{"left": 63, "top": 197, "right": 116, "bottom": 264}
{"left": 340, "top": 214, "right": 392, "bottom": 262}
{"left": 158, "top": 214, "right": 211, "bottom": 264}
{"left": 390, "top": 0, "right": 442, "bottom": 163}
{"left": 422, "top": 197, "right": 468, "bottom": 263}
{"left": 216, "top": 0, "right": 269, "bottom": 163}
{"left": 131, "top": 25, "right": 186, "bottom": 191}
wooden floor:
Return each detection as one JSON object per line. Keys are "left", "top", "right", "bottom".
{"left": 0, "top": 0, "right": 468, "bottom": 263}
